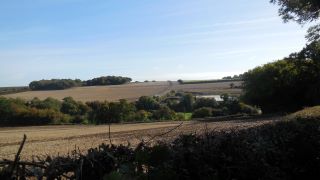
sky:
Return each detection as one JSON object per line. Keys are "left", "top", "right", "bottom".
{"left": 0, "top": 0, "right": 310, "bottom": 87}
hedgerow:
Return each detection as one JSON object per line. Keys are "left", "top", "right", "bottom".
{"left": 1, "top": 114, "right": 320, "bottom": 180}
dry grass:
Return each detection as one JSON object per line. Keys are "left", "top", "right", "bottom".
{"left": 172, "top": 81, "right": 242, "bottom": 95}
{"left": 287, "top": 106, "right": 320, "bottom": 120}
{"left": 3, "top": 82, "right": 171, "bottom": 102}
{"left": 2, "top": 81, "right": 242, "bottom": 102}
{"left": 0, "top": 117, "right": 279, "bottom": 160}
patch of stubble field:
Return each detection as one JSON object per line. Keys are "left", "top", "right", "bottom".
{"left": 0, "top": 117, "right": 279, "bottom": 160}
{"left": 2, "top": 81, "right": 242, "bottom": 102}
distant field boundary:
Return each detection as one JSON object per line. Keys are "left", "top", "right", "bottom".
{"left": 0, "top": 86, "right": 30, "bottom": 95}
{"left": 180, "top": 79, "right": 242, "bottom": 84}
{"left": 197, "top": 114, "right": 284, "bottom": 122}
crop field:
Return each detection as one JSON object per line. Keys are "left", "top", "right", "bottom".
{"left": 2, "top": 81, "right": 242, "bottom": 102}
{"left": 172, "top": 81, "right": 242, "bottom": 95}
{"left": 0, "top": 117, "right": 279, "bottom": 160}
{"left": 3, "top": 82, "right": 171, "bottom": 102}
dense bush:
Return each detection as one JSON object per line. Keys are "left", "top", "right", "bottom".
{"left": 165, "top": 93, "right": 195, "bottom": 112}
{"left": 135, "top": 96, "right": 160, "bottom": 111}
{"left": 29, "top": 97, "right": 62, "bottom": 111}
{"left": 239, "top": 102, "right": 260, "bottom": 115}
{"left": 0, "top": 92, "right": 259, "bottom": 126}
{"left": 29, "top": 79, "right": 82, "bottom": 90}
{"left": 242, "top": 41, "right": 320, "bottom": 112}
{"left": 192, "top": 107, "right": 213, "bottom": 118}
{"left": 61, "top": 97, "right": 90, "bottom": 116}
{"left": 86, "top": 100, "right": 136, "bottom": 124}
{"left": 2, "top": 114, "right": 320, "bottom": 179}
{"left": 191, "top": 94, "right": 260, "bottom": 118}
{"left": 193, "top": 98, "right": 218, "bottom": 109}
{"left": 152, "top": 105, "right": 177, "bottom": 120}
{"left": 84, "top": 76, "right": 132, "bottom": 86}
{"left": 132, "top": 110, "right": 152, "bottom": 122}
{"left": 0, "top": 97, "right": 71, "bottom": 126}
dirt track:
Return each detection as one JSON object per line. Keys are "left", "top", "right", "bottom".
{"left": 0, "top": 117, "right": 279, "bottom": 160}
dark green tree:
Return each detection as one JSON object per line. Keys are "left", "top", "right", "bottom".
{"left": 192, "top": 107, "right": 213, "bottom": 118}
{"left": 135, "top": 96, "right": 160, "bottom": 111}
{"left": 152, "top": 105, "right": 176, "bottom": 120}
{"left": 271, "top": 0, "right": 320, "bottom": 41}
{"left": 242, "top": 43, "right": 320, "bottom": 112}
{"left": 180, "top": 94, "right": 195, "bottom": 112}
{"left": 194, "top": 98, "right": 218, "bottom": 109}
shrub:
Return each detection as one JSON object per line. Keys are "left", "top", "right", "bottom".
{"left": 133, "top": 110, "right": 152, "bottom": 122}
{"left": 0, "top": 97, "right": 71, "bottom": 126}
{"left": 211, "top": 108, "right": 225, "bottom": 116}
{"left": 152, "top": 106, "right": 176, "bottom": 120}
{"left": 61, "top": 97, "right": 90, "bottom": 116}
{"left": 29, "top": 97, "right": 62, "bottom": 111}
{"left": 192, "top": 107, "right": 212, "bottom": 118}
{"left": 175, "top": 113, "right": 192, "bottom": 121}
{"left": 194, "top": 98, "right": 218, "bottom": 109}
{"left": 239, "top": 103, "right": 261, "bottom": 115}
{"left": 135, "top": 96, "right": 160, "bottom": 111}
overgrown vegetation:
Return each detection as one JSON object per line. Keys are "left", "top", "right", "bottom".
{"left": 0, "top": 91, "right": 259, "bottom": 126}
{"left": 29, "top": 76, "right": 132, "bottom": 90}
{"left": 1, "top": 110, "right": 319, "bottom": 180}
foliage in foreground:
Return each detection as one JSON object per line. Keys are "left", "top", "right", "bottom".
{"left": 1, "top": 113, "right": 320, "bottom": 180}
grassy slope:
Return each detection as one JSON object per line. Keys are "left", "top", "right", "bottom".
{"left": 287, "top": 106, "right": 320, "bottom": 120}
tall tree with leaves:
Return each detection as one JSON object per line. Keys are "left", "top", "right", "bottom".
{"left": 271, "top": 0, "right": 320, "bottom": 41}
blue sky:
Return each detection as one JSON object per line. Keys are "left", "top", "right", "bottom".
{"left": 0, "top": 0, "right": 309, "bottom": 86}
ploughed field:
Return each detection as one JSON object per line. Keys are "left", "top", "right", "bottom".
{"left": 2, "top": 81, "right": 242, "bottom": 102}
{"left": 0, "top": 117, "right": 279, "bottom": 160}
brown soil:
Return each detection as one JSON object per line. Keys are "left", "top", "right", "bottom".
{"left": 0, "top": 117, "right": 280, "bottom": 161}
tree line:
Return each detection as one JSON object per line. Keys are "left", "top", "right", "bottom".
{"left": 242, "top": 41, "right": 320, "bottom": 112}
{"left": 241, "top": 0, "right": 320, "bottom": 113}
{"left": 29, "top": 76, "right": 132, "bottom": 90}
{"left": 0, "top": 92, "right": 259, "bottom": 126}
